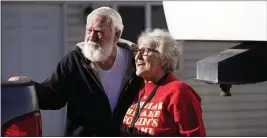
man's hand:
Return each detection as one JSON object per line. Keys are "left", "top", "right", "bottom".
{"left": 8, "top": 76, "right": 31, "bottom": 81}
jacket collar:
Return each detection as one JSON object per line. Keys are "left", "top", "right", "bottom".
{"left": 76, "top": 38, "right": 137, "bottom": 89}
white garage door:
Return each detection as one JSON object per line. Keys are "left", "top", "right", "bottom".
{"left": 2, "top": 3, "right": 66, "bottom": 136}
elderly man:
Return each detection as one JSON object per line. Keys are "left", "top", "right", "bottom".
{"left": 9, "top": 7, "right": 142, "bottom": 136}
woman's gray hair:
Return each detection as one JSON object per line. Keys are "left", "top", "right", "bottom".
{"left": 87, "top": 7, "right": 124, "bottom": 37}
{"left": 137, "top": 29, "right": 180, "bottom": 74}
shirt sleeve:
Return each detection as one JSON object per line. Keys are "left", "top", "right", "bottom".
{"left": 168, "top": 82, "right": 206, "bottom": 137}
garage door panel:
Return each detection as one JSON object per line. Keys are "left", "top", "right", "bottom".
{"left": 2, "top": 3, "right": 66, "bottom": 136}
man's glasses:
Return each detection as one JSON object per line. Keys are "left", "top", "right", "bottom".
{"left": 133, "top": 47, "right": 159, "bottom": 56}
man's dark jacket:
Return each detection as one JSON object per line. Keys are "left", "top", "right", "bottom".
{"left": 33, "top": 39, "right": 143, "bottom": 136}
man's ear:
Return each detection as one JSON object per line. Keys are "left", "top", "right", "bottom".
{"left": 114, "top": 31, "right": 121, "bottom": 41}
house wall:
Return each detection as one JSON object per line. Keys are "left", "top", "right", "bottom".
{"left": 180, "top": 41, "right": 267, "bottom": 136}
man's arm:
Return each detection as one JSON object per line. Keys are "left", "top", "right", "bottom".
{"left": 9, "top": 53, "right": 73, "bottom": 110}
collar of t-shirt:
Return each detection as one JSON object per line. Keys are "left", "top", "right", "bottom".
{"left": 97, "top": 46, "right": 129, "bottom": 112}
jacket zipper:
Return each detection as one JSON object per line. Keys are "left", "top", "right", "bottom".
{"left": 82, "top": 62, "right": 112, "bottom": 115}
{"left": 112, "top": 74, "right": 136, "bottom": 116}
{"left": 82, "top": 60, "right": 136, "bottom": 117}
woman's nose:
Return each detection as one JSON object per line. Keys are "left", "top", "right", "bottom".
{"left": 135, "top": 51, "right": 143, "bottom": 61}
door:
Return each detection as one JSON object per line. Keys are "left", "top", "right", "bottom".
{"left": 1, "top": 3, "right": 66, "bottom": 136}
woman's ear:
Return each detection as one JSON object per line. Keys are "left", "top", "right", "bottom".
{"left": 159, "top": 56, "right": 167, "bottom": 69}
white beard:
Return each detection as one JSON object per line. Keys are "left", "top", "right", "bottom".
{"left": 82, "top": 41, "right": 113, "bottom": 62}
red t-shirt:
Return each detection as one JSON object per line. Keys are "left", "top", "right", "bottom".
{"left": 120, "top": 74, "right": 206, "bottom": 136}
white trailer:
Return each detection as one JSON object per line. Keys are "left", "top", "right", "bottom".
{"left": 163, "top": 1, "right": 267, "bottom": 95}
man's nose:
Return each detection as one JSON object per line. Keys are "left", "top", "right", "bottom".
{"left": 88, "top": 31, "right": 98, "bottom": 42}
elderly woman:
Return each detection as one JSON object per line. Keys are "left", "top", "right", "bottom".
{"left": 120, "top": 29, "right": 206, "bottom": 136}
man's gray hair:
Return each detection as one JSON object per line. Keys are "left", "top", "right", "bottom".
{"left": 137, "top": 29, "right": 180, "bottom": 74}
{"left": 87, "top": 7, "right": 124, "bottom": 37}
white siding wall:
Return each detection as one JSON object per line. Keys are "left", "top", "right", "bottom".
{"left": 179, "top": 41, "right": 267, "bottom": 136}
{"left": 65, "top": 2, "right": 267, "bottom": 136}
{"left": 65, "top": 2, "right": 85, "bottom": 54}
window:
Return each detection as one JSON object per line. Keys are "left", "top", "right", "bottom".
{"left": 118, "top": 6, "right": 145, "bottom": 43}
{"left": 151, "top": 5, "right": 168, "bottom": 30}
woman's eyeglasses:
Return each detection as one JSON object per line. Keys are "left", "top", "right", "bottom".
{"left": 133, "top": 47, "right": 159, "bottom": 56}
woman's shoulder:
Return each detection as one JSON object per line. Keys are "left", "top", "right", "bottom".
{"left": 165, "top": 74, "right": 201, "bottom": 102}
{"left": 164, "top": 74, "right": 197, "bottom": 96}
{"left": 165, "top": 74, "right": 190, "bottom": 88}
